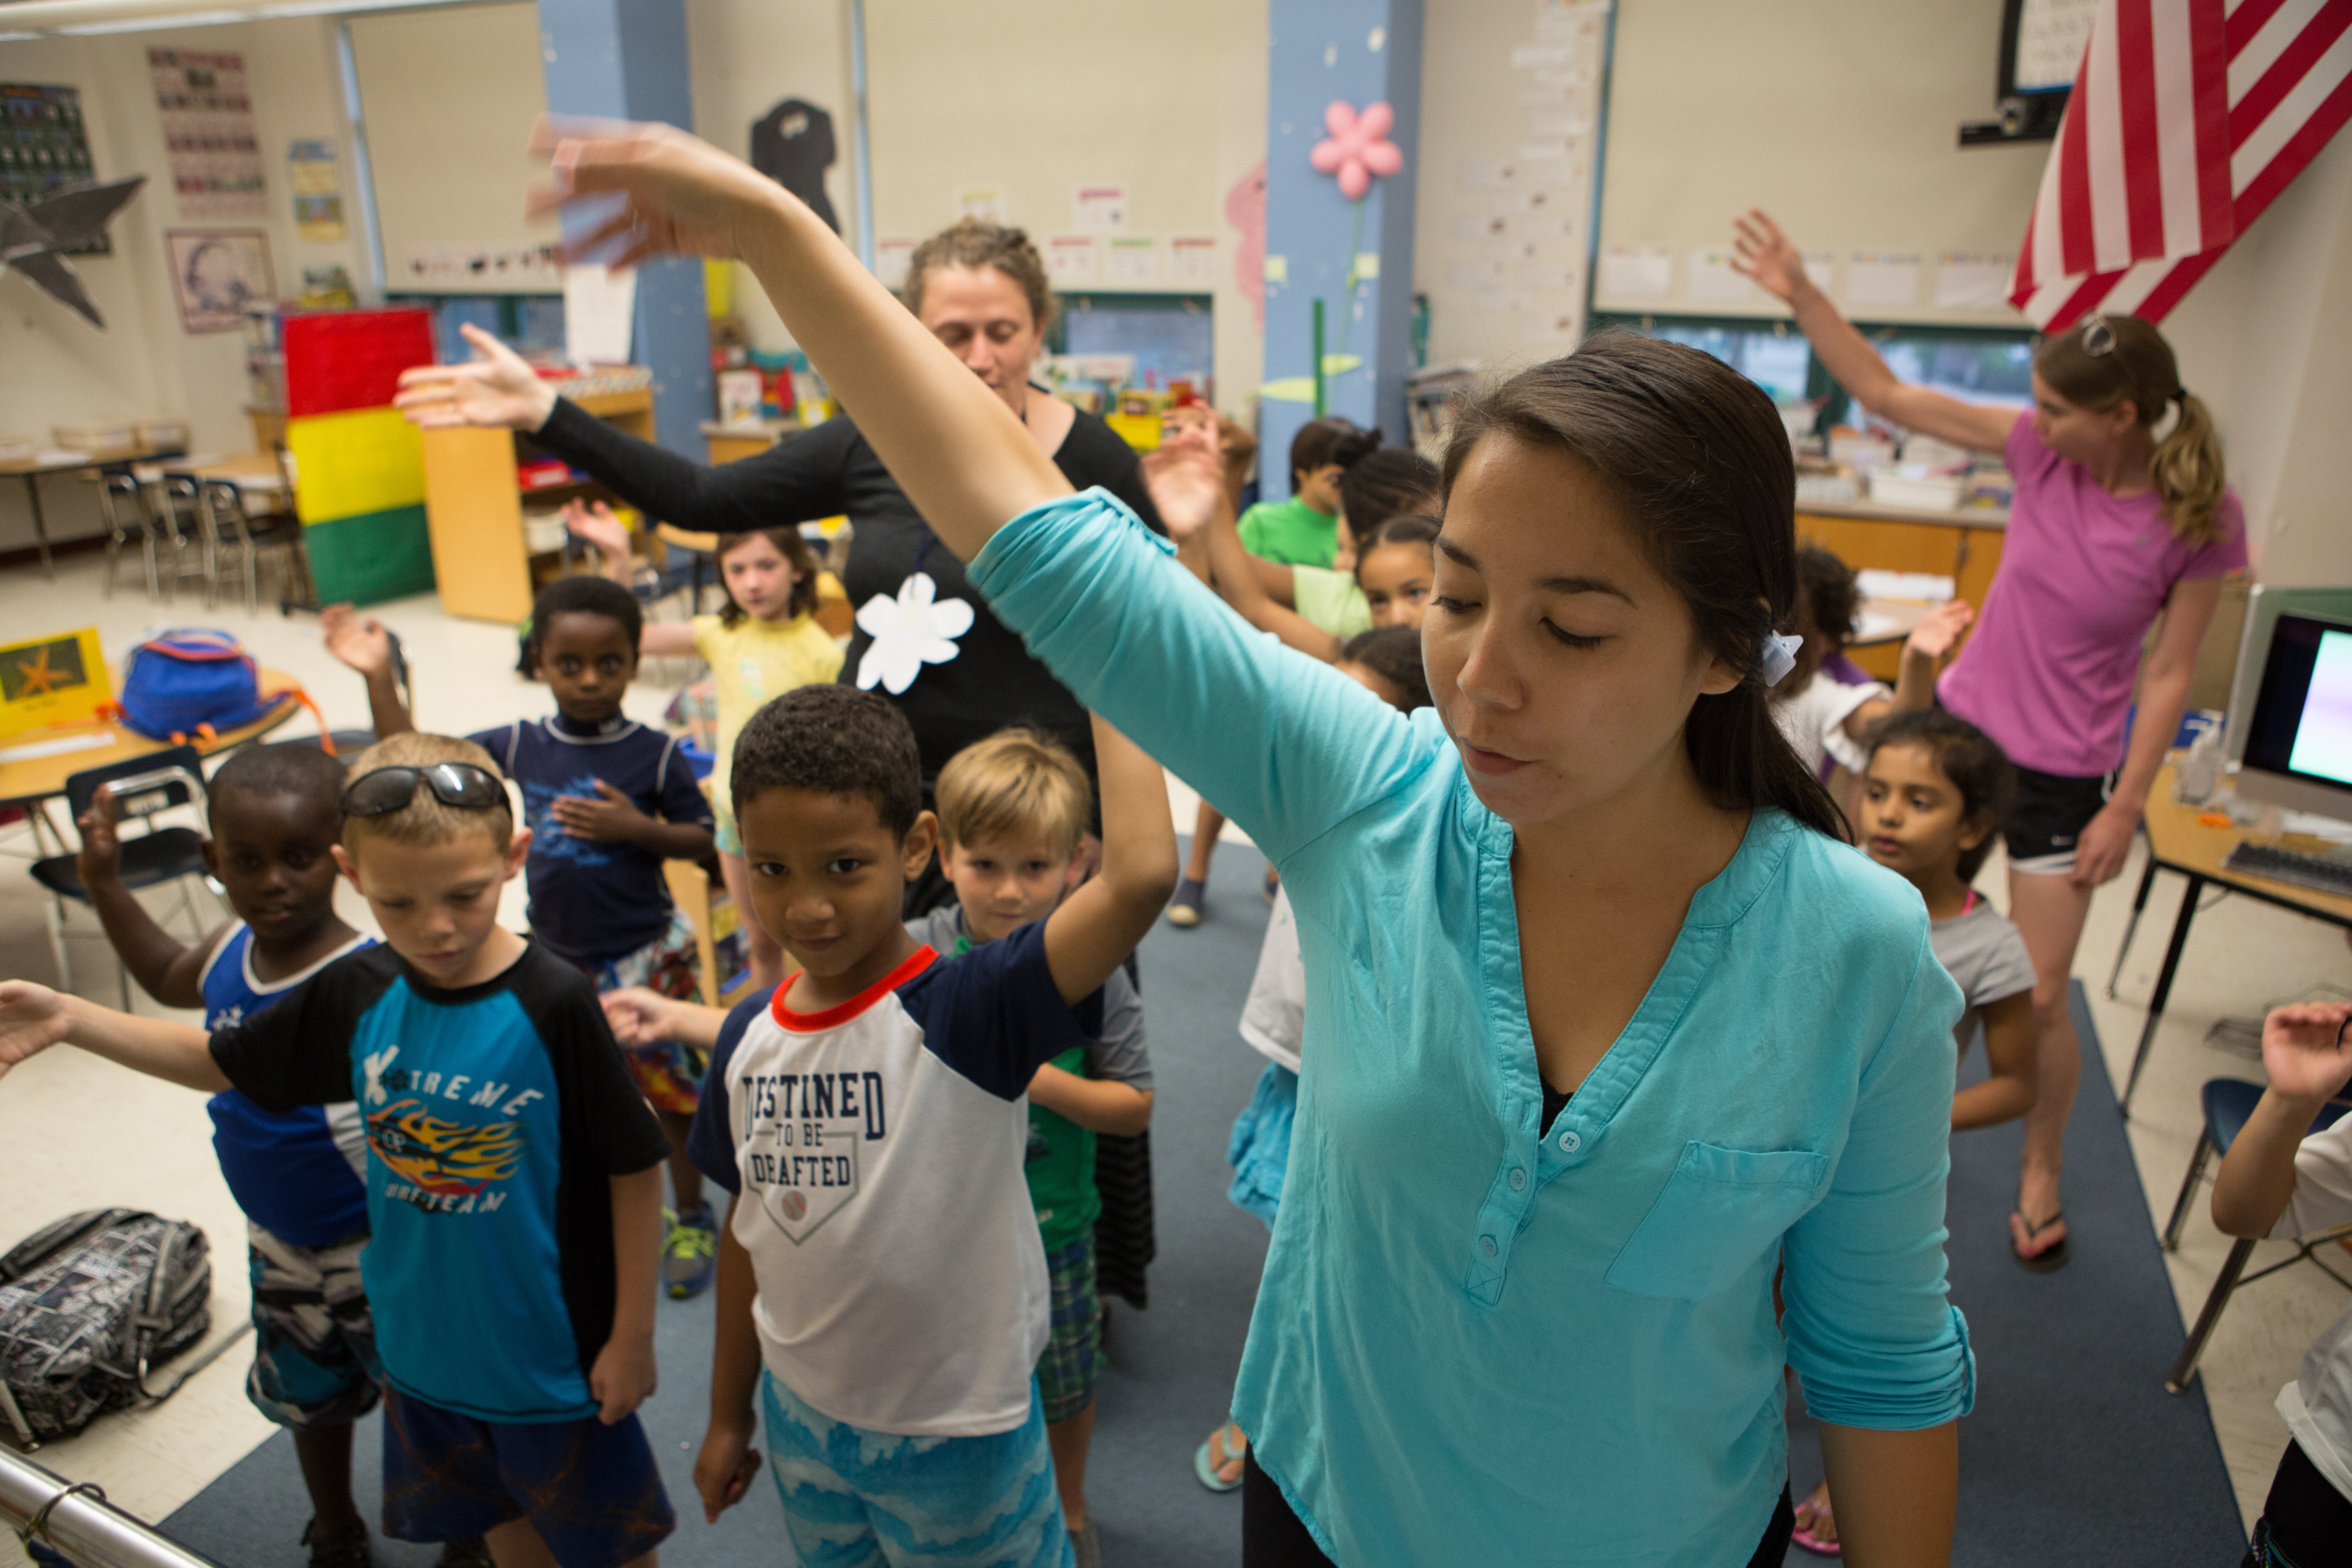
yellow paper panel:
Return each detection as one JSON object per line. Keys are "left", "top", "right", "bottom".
{"left": 0, "top": 627, "right": 111, "bottom": 741}
{"left": 288, "top": 407, "right": 426, "bottom": 525}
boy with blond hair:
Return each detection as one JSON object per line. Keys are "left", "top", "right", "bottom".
{"left": 0, "top": 733, "right": 675, "bottom": 1568}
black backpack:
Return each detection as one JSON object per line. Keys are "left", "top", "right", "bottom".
{"left": 0, "top": 1210, "right": 215, "bottom": 1446}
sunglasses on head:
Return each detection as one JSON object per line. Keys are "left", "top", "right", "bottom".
{"left": 2079, "top": 316, "right": 2116, "bottom": 357}
{"left": 343, "top": 762, "right": 506, "bottom": 818}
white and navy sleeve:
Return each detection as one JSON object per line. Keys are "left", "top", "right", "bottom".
{"left": 902, "top": 920, "right": 1102, "bottom": 1100}
{"left": 686, "top": 990, "right": 777, "bottom": 1194}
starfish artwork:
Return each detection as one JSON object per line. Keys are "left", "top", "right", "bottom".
{"left": 0, "top": 176, "right": 147, "bottom": 329}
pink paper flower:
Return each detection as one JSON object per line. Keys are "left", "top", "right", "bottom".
{"left": 1310, "top": 100, "right": 1403, "bottom": 202}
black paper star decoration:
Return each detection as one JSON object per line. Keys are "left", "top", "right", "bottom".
{"left": 1, "top": 176, "right": 147, "bottom": 329}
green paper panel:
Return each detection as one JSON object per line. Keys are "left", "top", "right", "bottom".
{"left": 304, "top": 504, "right": 436, "bottom": 606}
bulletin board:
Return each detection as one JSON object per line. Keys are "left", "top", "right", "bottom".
{"left": 1590, "top": 0, "right": 2051, "bottom": 325}
{"left": 347, "top": 2, "right": 560, "bottom": 295}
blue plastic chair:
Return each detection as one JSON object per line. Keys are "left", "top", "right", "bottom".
{"left": 2162, "top": 1078, "right": 2352, "bottom": 1393}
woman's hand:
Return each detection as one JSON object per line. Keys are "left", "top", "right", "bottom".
{"left": 2070, "top": 801, "right": 2142, "bottom": 887}
{"left": 392, "top": 323, "right": 559, "bottom": 432}
{"left": 2259, "top": 1002, "right": 2352, "bottom": 1103}
{"left": 526, "top": 115, "right": 786, "bottom": 269}
{"left": 1730, "top": 209, "right": 1811, "bottom": 304}
{"left": 1140, "top": 421, "right": 1226, "bottom": 544}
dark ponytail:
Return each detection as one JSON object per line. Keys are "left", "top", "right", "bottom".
{"left": 1440, "top": 331, "right": 1845, "bottom": 841}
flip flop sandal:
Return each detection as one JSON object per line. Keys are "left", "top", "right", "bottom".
{"left": 1194, "top": 1423, "right": 1246, "bottom": 1493}
{"left": 2011, "top": 1207, "right": 2070, "bottom": 1273}
{"left": 1790, "top": 1512, "right": 1842, "bottom": 1557}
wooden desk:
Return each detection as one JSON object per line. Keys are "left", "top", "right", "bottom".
{"left": 703, "top": 418, "right": 797, "bottom": 466}
{"left": 0, "top": 667, "right": 306, "bottom": 813}
{"left": 1797, "top": 503, "right": 2008, "bottom": 680}
{"left": 2111, "top": 763, "right": 2352, "bottom": 1111}
{"left": 0, "top": 444, "right": 185, "bottom": 579}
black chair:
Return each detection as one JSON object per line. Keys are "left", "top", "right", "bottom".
{"left": 96, "top": 465, "right": 160, "bottom": 601}
{"left": 2161, "top": 1077, "right": 2352, "bottom": 1393}
{"left": 29, "top": 747, "right": 213, "bottom": 1007}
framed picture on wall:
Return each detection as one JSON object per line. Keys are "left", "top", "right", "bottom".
{"left": 165, "top": 229, "right": 275, "bottom": 332}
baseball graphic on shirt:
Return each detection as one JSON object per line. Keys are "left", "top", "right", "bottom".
{"left": 777, "top": 1189, "right": 806, "bottom": 1221}
{"left": 751, "top": 1115, "right": 863, "bottom": 1244}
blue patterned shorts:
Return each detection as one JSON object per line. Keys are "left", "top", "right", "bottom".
{"left": 245, "top": 1224, "right": 380, "bottom": 1430}
{"left": 761, "top": 1372, "right": 1073, "bottom": 1568}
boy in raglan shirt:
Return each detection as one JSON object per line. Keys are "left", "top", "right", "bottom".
{"left": 601, "top": 686, "right": 1175, "bottom": 1568}
{"left": 0, "top": 733, "right": 674, "bottom": 1568}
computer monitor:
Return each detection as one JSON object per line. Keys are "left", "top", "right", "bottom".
{"left": 2234, "top": 611, "right": 2352, "bottom": 824}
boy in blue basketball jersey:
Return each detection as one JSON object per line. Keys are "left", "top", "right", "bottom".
{"left": 16, "top": 732, "right": 672, "bottom": 1568}
{"left": 74, "top": 742, "right": 458, "bottom": 1568}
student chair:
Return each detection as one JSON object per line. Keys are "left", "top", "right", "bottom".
{"left": 196, "top": 478, "right": 305, "bottom": 616}
{"left": 28, "top": 748, "right": 214, "bottom": 1009}
{"left": 148, "top": 474, "right": 216, "bottom": 604}
{"left": 96, "top": 466, "right": 161, "bottom": 601}
{"left": 2161, "top": 1076, "right": 2352, "bottom": 1394}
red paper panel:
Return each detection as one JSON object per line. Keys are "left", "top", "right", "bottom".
{"left": 282, "top": 307, "right": 438, "bottom": 417}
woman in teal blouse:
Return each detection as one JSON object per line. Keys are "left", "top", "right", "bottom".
{"left": 537, "top": 120, "right": 1973, "bottom": 1568}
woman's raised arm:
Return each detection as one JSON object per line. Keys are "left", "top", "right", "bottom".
{"left": 528, "top": 117, "right": 1068, "bottom": 559}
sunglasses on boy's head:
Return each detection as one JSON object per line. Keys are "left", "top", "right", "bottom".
{"left": 343, "top": 762, "right": 506, "bottom": 818}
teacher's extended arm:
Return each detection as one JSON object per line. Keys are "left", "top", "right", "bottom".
{"left": 2072, "top": 573, "right": 2222, "bottom": 887}
{"left": 528, "top": 118, "right": 1066, "bottom": 564}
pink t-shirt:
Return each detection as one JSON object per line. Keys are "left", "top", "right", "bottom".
{"left": 1938, "top": 416, "right": 2245, "bottom": 777}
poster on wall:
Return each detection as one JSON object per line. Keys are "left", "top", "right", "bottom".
{"left": 2, "top": 85, "right": 108, "bottom": 254}
{"left": 287, "top": 139, "right": 345, "bottom": 242}
{"left": 167, "top": 229, "right": 274, "bottom": 332}
{"left": 149, "top": 49, "right": 265, "bottom": 220}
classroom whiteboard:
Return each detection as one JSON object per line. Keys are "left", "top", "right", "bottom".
{"left": 349, "top": 2, "right": 558, "bottom": 296}
{"left": 1593, "top": 0, "right": 2052, "bottom": 324}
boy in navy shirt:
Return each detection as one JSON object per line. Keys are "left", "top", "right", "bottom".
{"left": 74, "top": 743, "right": 446, "bottom": 1568}
{"left": 326, "top": 577, "right": 721, "bottom": 1299}
{"left": 4, "top": 732, "right": 673, "bottom": 1568}
{"left": 601, "top": 687, "right": 1174, "bottom": 1568}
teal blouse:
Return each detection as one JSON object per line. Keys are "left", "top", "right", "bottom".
{"left": 972, "top": 490, "right": 1976, "bottom": 1568}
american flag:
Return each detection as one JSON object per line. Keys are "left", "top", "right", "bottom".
{"left": 2009, "top": 0, "right": 2352, "bottom": 329}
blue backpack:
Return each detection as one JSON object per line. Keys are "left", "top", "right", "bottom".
{"left": 118, "top": 630, "right": 274, "bottom": 743}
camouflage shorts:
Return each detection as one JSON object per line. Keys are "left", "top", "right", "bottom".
{"left": 246, "top": 1223, "right": 381, "bottom": 1430}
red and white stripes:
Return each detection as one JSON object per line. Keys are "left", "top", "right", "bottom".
{"left": 2010, "top": 0, "right": 2352, "bottom": 329}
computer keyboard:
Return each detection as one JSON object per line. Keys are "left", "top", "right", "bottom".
{"left": 2223, "top": 841, "right": 2352, "bottom": 899}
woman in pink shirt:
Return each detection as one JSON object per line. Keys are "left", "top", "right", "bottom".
{"left": 1737, "top": 211, "right": 2243, "bottom": 1280}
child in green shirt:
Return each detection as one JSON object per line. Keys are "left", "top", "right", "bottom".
{"left": 1234, "top": 416, "right": 1379, "bottom": 566}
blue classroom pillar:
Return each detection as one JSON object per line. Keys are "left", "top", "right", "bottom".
{"left": 538, "top": 0, "right": 711, "bottom": 456}
{"left": 1260, "top": 0, "right": 1424, "bottom": 500}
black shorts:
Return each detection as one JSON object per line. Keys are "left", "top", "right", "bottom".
{"left": 2005, "top": 765, "right": 2113, "bottom": 875}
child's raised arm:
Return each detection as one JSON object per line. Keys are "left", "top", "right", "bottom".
{"left": 74, "top": 788, "right": 220, "bottom": 1009}
{"left": 0, "top": 981, "right": 229, "bottom": 1092}
{"left": 531, "top": 119, "right": 1067, "bottom": 561}
{"left": 322, "top": 605, "right": 416, "bottom": 739}
{"left": 2212, "top": 1001, "right": 2352, "bottom": 1237}
{"left": 1042, "top": 715, "right": 1179, "bottom": 1006}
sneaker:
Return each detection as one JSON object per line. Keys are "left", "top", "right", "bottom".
{"left": 1165, "top": 877, "right": 1205, "bottom": 928}
{"left": 434, "top": 1539, "right": 495, "bottom": 1568}
{"left": 665, "top": 1203, "right": 718, "bottom": 1299}
{"left": 301, "top": 1519, "right": 372, "bottom": 1568}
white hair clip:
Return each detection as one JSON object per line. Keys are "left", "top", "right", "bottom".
{"left": 1760, "top": 631, "right": 1804, "bottom": 689}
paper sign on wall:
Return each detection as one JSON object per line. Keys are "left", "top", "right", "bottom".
{"left": 1074, "top": 184, "right": 1128, "bottom": 233}
{"left": 151, "top": 48, "right": 265, "bottom": 220}
{"left": 287, "top": 139, "right": 345, "bottom": 242}
{"left": 1105, "top": 234, "right": 1161, "bottom": 285}
{"left": 1933, "top": 253, "right": 2016, "bottom": 311}
{"left": 1046, "top": 234, "right": 1099, "bottom": 286}
{"left": 956, "top": 185, "right": 1007, "bottom": 224}
{"left": 874, "top": 236, "right": 917, "bottom": 291}
{"left": 1597, "top": 244, "right": 1672, "bottom": 302}
{"left": 564, "top": 264, "right": 637, "bottom": 366}
{"left": 1843, "top": 252, "right": 1924, "bottom": 312}
{"left": 1168, "top": 235, "right": 1218, "bottom": 287}
{"left": 1684, "top": 247, "right": 1757, "bottom": 303}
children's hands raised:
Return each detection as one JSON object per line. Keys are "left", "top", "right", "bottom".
{"left": 602, "top": 987, "right": 681, "bottom": 1047}
{"left": 2260, "top": 1002, "right": 2352, "bottom": 1104}
{"left": 0, "top": 981, "right": 72, "bottom": 1080}
{"left": 1730, "top": 209, "right": 1810, "bottom": 303}
{"left": 1905, "top": 599, "right": 1975, "bottom": 663}
{"left": 1140, "top": 419, "right": 1227, "bottom": 544}
{"left": 74, "top": 786, "right": 122, "bottom": 886}
{"left": 551, "top": 780, "right": 651, "bottom": 843}
{"left": 527, "top": 116, "right": 786, "bottom": 269}
{"left": 564, "top": 500, "right": 632, "bottom": 562}
{"left": 321, "top": 604, "right": 394, "bottom": 677}
{"left": 693, "top": 1419, "right": 762, "bottom": 1523}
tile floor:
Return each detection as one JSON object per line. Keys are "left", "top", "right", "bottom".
{"left": 0, "top": 548, "right": 2346, "bottom": 1560}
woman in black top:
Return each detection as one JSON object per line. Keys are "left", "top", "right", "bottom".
{"left": 394, "top": 220, "right": 1164, "bottom": 826}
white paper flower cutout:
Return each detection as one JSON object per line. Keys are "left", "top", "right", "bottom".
{"left": 854, "top": 572, "right": 974, "bottom": 695}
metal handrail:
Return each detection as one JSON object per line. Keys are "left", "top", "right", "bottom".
{"left": 0, "top": 1447, "right": 224, "bottom": 1568}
